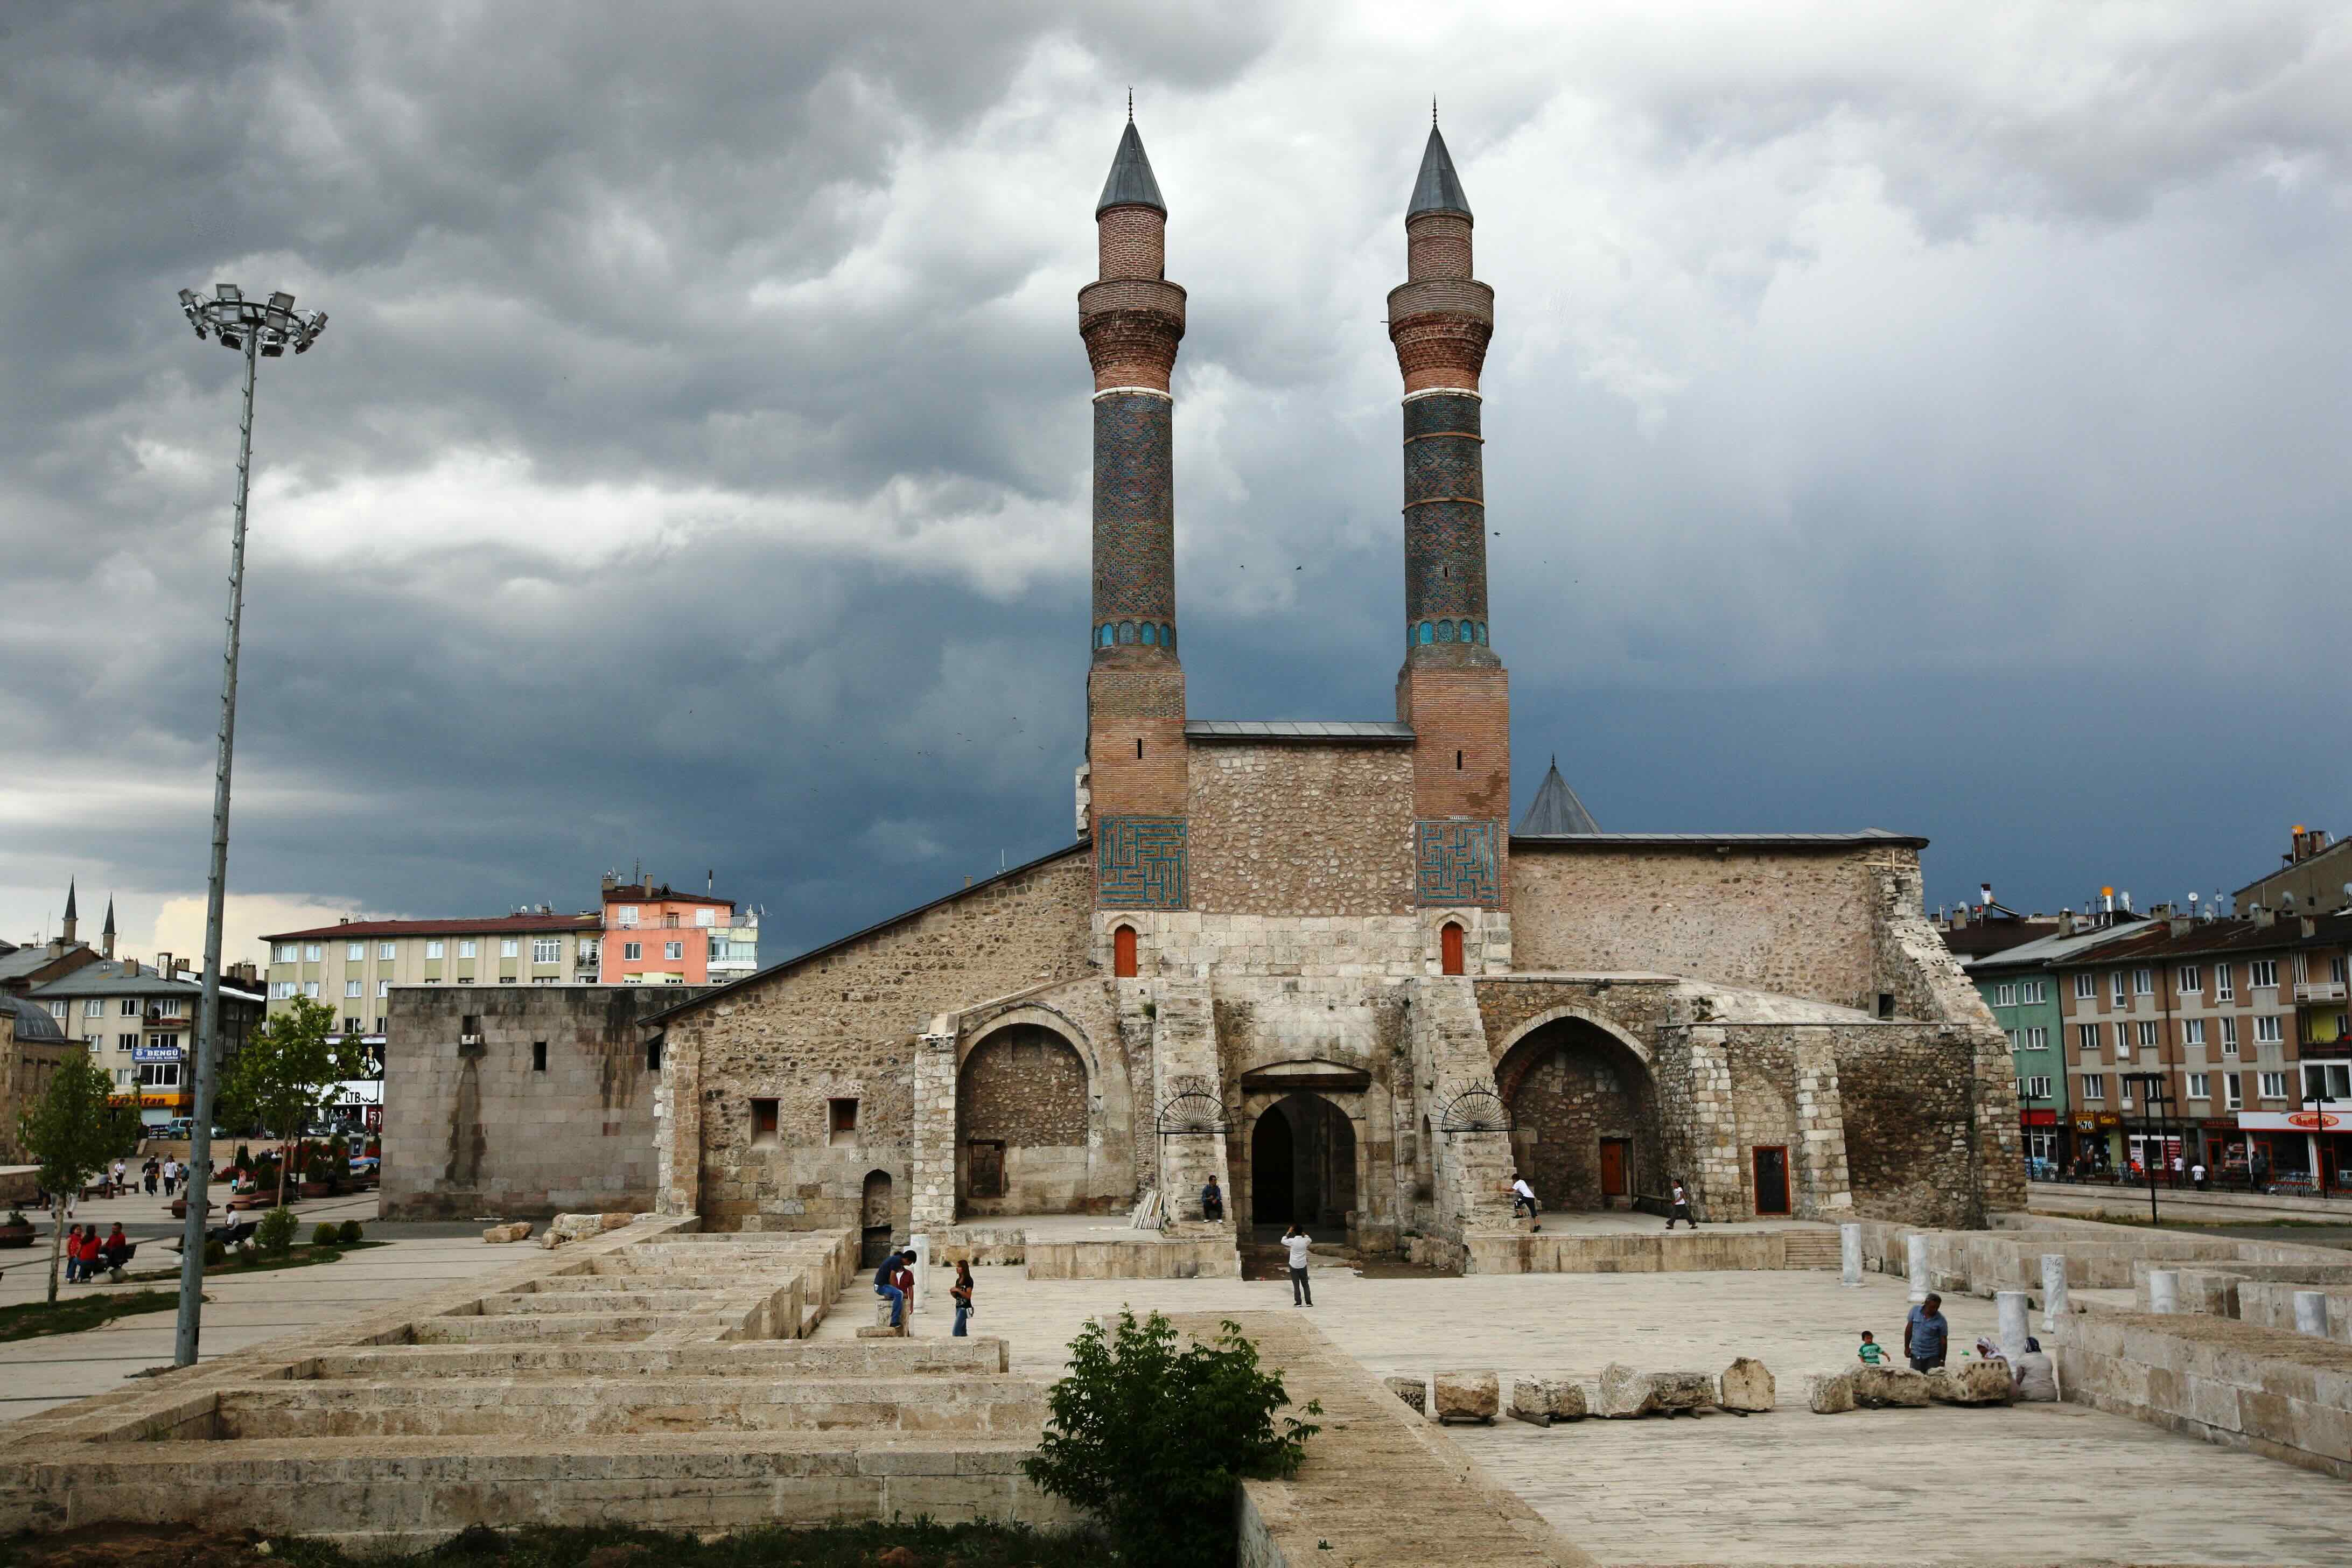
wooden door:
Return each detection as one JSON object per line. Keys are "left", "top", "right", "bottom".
{"left": 1752, "top": 1145, "right": 1790, "bottom": 1215}
{"left": 1114, "top": 925, "right": 1138, "bottom": 978}
{"left": 1440, "top": 923, "right": 1465, "bottom": 976}
{"left": 968, "top": 1140, "right": 1005, "bottom": 1199}
{"left": 1599, "top": 1139, "right": 1629, "bottom": 1199}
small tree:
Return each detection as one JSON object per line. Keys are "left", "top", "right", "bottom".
{"left": 1024, "top": 1311, "right": 1319, "bottom": 1568}
{"left": 17, "top": 1048, "right": 143, "bottom": 1303}
{"left": 219, "top": 997, "right": 365, "bottom": 1208}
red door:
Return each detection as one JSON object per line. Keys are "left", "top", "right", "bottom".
{"left": 1599, "top": 1139, "right": 1628, "bottom": 1199}
{"left": 1114, "top": 926, "right": 1138, "bottom": 978}
{"left": 1440, "top": 923, "right": 1465, "bottom": 976}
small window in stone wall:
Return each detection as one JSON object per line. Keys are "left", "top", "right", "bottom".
{"left": 646, "top": 1037, "right": 663, "bottom": 1072}
{"left": 752, "top": 1098, "right": 779, "bottom": 1148}
{"left": 1876, "top": 993, "right": 1895, "bottom": 1020}
{"left": 531, "top": 1041, "right": 547, "bottom": 1073}
{"left": 829, "top": 1097, "right": 859, "bottom": 1146}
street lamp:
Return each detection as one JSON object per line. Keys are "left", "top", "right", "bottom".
{"left": 170, "top": 283, "right": 327, "bottom": 1369}
{"left": 2122, "top": 1072, "right": 2175, "bottom": 1226}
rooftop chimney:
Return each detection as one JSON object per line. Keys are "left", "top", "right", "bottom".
{"left": 2253, "top": 902, "right": 2276, "bottom": 928}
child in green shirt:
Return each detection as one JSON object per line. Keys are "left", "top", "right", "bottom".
{"left": 1856, "top": 1331, "right": 1887, "bottom": 1364}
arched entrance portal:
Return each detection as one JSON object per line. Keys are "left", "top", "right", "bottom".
{"left": 1248, "top": 1094, "right": 1357, "bottom": 1232}
{"left": 1497, "top": 1018, "right": 1661, "bottom": 1213}
{"left": 956, "top": 1023, "right": 1091, "bottom": 1217}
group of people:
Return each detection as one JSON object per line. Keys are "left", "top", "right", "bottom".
{"left": 870, "top": 1250, "right": 978, "bottom": 1336}
{"left": 1507, "top": 1172, "right": 1701, "bottom": 1231}
{"left": 59, "top": 1223, "right": 133, "bottom": 1283}
{"left": 1860, "top": 1292, "right": 2056, "bottom": 1400}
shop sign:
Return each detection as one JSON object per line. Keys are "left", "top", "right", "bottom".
{"left": 2070, "top": 1112, "right": 2124, "bottom": 1131}
{"left": 2237, "top": 1111, "right": 2346, "bottom": 1132}
{"left": 131, "top": 1045, "right": 183, "bottom": 1063}
{"left": 2198, "top": 1118, "right": 2237, "bottom": 1131}
{"left": 2020, "top": 1109, "right": 2058, "bottom": 1127}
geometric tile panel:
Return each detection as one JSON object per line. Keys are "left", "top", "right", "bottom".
{"left": 1416, "top": 818, "right": 1500, "bottom": 908}
{"left": 1097, "top": 816, "right": 1188, "bottom": 909}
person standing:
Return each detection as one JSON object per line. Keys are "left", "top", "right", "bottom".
{"left": 950, "top": 1259, "right": 975, "bottom": 1337}
{"left": 111, "top": 1159, "right": 127, "bottom": 1195}
{"left": 1282, "top": 1222, "right": 1313, "bottom": 1307}
{"left": 1664, "top": 1179, "right": 1697, "bottom": 1230}
{"left": 162, "top": 1158, "right": 178, "bottom": 1199}
{"left": 1904, "top": 1292, "right": 1950, "bottom": 1373}
{"left": 2191, "top": 1159, "right": 2207, "bottom": 1191}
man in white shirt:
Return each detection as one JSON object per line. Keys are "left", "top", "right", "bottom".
{"left": 1510, "top": 1173, "right": 1540, "bottom": 1227}
{"left": 2190, "top": 1161, "right": 2207, "bottom": 1191}
{"left": 1282, "top": 1223, "right": 1313, "bottom": 1307}
{"left": 1665, "top": 1179, "right": 1697, "bottom": 1230}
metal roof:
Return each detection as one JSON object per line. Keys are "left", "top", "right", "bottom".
{"left": 1096, "top": 122, "right": 1166, "bottom": 218}
{"left": 1515, "top": 757, "right": 1600, "bottom": 836}
{"left": 1, "top": 993, "right": 65, "bottom": 1044}
{"left": 1512, "top": 829, "right": 1930, "bottom": 850}
{"left": 1960, "top": 919, "right": 2152, "bottom": 973}
{"left": 262, "top": 913, "right": 601, "bottom": 942}
{"left": 1185, "top": 719, "right": 1415, "bottom": 743}
{"left": 1408, "top": 124, "right": 1472, "bottom": 220}
{"left": 26, "top": 960, "right": 261, "bottom": 1004}
{"left": 0, "top": 947, "right": 73, "bottom": 982}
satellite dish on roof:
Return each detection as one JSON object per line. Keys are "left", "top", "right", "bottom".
{"left": 2281, "top": 892, "right": 2298, "bottom": 908}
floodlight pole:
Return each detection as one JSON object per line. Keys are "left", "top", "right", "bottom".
{"left": 174, "top": 330, "right": 257, "bottom": 1369}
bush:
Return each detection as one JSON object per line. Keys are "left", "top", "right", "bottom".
{"left": 256, "top": 1206, "right": 298, "bottom": 1257}
{"left": 338, "top": 1219, "right": 364, "bottom": 1245}
{"left": 312, "top": 1222, "right": 342, "bottom": 1249}
{"left": 1024, "top": 1311, "right": 1319, "bottom": 1568}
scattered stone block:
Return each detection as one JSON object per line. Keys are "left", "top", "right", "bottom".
{"left": 1597, "top": 1362, "right": 1656, "bottom": 1418}
{"left": 1927, "top": 1361, "right": 2015, "bottom": 1405}
{"left": 855, "top": 1324, "right": 905, "bottom": 1339}
{"left": 1432, "top": 1370, "right": 1499, "bottom": 1424}
{"left": 1806, "top": 1371, "right": 1856, "bottom": 1413}
{"left": 1719, "top": 1357, "right": 1775, "bottom": 1412}
{"left": 599, "top": 1213, "right": 638, "bottom": 1232}
{"left": 1851, "top": 1365, "right": 1930, "bottom": 1408}
{"left": 1508, "top": 1376, "right": 1575, "bottom": 1427}
{"left": 1385, "top": 1376, "right": 1427, "bottom": 1416}
{"left": 481, "top": 1223, "right": 531, "bottom": 1244}
{"left": 1551, "top": 1381, "right": 1588, "bottom": 1421}
{"left": 1646, "top": 1370, "right": 1717, "bottom": 1413}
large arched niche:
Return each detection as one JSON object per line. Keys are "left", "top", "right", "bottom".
{"left": 954, "top": 1012, "right": 1114, "bottom": 1218}
{"left": 1494, "top": 1014, "right": 1662, "bottom": 1213}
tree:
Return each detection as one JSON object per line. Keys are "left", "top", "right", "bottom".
{"left": 1023, "top": 1311, "right": 1319, "bottom": 1568}
{"left": 218, "top": 997, "right": 366, "bottom": 1208}
{"left": 18, "top": 1048, "right": 143, "bottom": 1303}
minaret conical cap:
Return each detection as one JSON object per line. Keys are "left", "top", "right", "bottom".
{"left": 103, "top": 898, "right": 116, "bottom": 936}
{"left": 1096, "top": 121, "right": 1166, "bottom": 219}
{"left": 1407, "top": 123, "right": 1472, "bottom": 220}
{"left": 1515, "top": 757, "right": 1601, "bottom": 836}
{"left": 62, "top": 878, "right": 77, "bottom": 922}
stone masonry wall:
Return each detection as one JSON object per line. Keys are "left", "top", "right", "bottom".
{"left": 659, "top": 846, "right": 1096, "bottom": 1231}
{"left": 955, "top": 1024, "right": 1094, "bottom": 1217}
{"left": 1185, "top": 741, "right": 1415, "bottom": 916}
{"left": 1832, "top": 1023, "right": 1987, "bottom": 1229}
{"left": 383, "top": 985, "right": 710, "bottom": 1220}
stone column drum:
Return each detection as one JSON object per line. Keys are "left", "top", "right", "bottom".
{"left": 1906, "top": 1233, "right": 1930, "bottom": 1304}
{"left": 2040, "top": 1253, "right": 2068, "bottom": 1331}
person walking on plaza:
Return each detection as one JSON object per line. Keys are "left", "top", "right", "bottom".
{"left": 1201, "top": 1175, "right": 1224, "bottom": 1222}
{"left": 161, "top": 1158, "right": 177, "bottom": 1199}
{"left": 873, "top": 1249, "right": 909, "bottom": 1329}
{"left": 950, "top": 1259, "right": 975, "bottom": 1337}
{"left": 1904, "top": 1292, "right": 1950, "bottom": 1373}
{"left": 1664, "top": 1179, "right": 1697, "bottom": 1230}
{"left": 1283, "top": 1222, "right": 1313, "bottom": 1307}
{"left": 2191, "top": 1159, "right": 2207, "bottom": 1191}
{"left": 1510, "top": 1173, "right": 1541, "bottom": 1225}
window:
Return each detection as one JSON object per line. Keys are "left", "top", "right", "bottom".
{"left": 2187, "top": 1073, "right": 2210, "bottom": 1100}
{"left": 2004, "top": 1029, "right": 2020, "bottom": 1050}
{"left": 664, "top": 940, "right": 684, "bottom": 961}
{"left": 2111, "top": 972, "right": 2126, "bottom": 1005}
{"left": 2023, "top": 1075, "right": 2053, "bottom": 1098}
{"left": 120, "top": 998, "right": 139, "bottom": 1017}
{"left": 2215, "top": 964, "right": 2234, "bottom": 1000}
{"left": 426, "top": 940, "right": 445, "bottom": 959}
{"left": 83, "top": 998, "right": 105, "bottom": 1018}
{"left": 2221, "top": 1017, "right": 2239, "bottom": 1055}
{"left": 2024, "top": 1026, "right": 2048, "bottom": 1051}
{"left": 2259, "top": 1072, "right": 2288, "bottom": 1100}
{"left": 2183, "top": 1018, "right": 2206, "bottom": 1047}
{"left": 346, "top": 942, "right": 363, "bottom": 961}
{"left": 828, "top": 1098, "right": 858, "bottom": 1146}
{"left": 617, "top": 906, "right": 640, "bottom": 928}
{"left": 2076, "top": 1023, "right": 2100, "bottom": 1054}
{"left": 498, "top": 976, "right": 516, "bottom": 984}
{"left": 137, "top": 1061, "right": 181, "bottom": 1089}
{"left": 1996, "top": 983, "right": 2015, "bottom": 1007}
{"left": 1876, "top": 992, "right": 1895, "bottom": 1020}
{"left": 2021, "top": 979, "right": 2048, "bottom": 1004}
{"left": 2255, "top": 1015, "right": 2283, "bottom": 1045}
{"left": 302, "top": 981, "right": 320, "bottom": 999}
{"left": 2137, "top": 1021, "right": 2159, "bottom": 1049}
{"left": 695, "top": 907, "right": 716, "bottom": 927}
{"left": 580, "top": 940, "right": 600, "bottom": 965}
{"left": 374, "top": 1016, "right": 386, "bottom": 1033}
{"left": 2118, "top": 1078, "right": 2133, "bottom": 1108}
{"left": 458, "top": 939, "right": 477, "bottom": 959}
{"left": 2251, "top": 959, "right": 2279, "bottom": 989}
{"left": 116, "top": 1067, "right": 134, "bottom": 1085}
{"left": 154, "top": 998, "right": 185, "bottom": 1018}
{"left": 624, "top": 974, "right": 642, "bottom": 984}
{"left": 531, "top": 1041, "right": 547, "bottom": 1073}
{"left": 751, "top": 1098, "right": 779, "bottom": 1148}
{"left": 624, "top": 941, "right": 642, "bottom": 961}
{"left": 2178, "top": 964, "right": 2201, "bottom": 993}
{"left": 304, "top": 943, "right": 322, "bottom": 962}
{"left": 343, "top": 1016, "right": 360, "bottom": 1033}
{"left": 379, "top": 942, "right": 396, "bottom": 960}
{"left": 377, "top": 980, "right": 390, "bottom": 997}
{"left": 2334, "top": 955, "right": 2349, "bottom": 985}
{"left": 533, "top": 937, "right": 560, "bottom": 964}
{"left": 2132, "top": 968, "right": 2153, "bottom": 995}
{"left": 2113, "top": 1022, "right": 2131, "bottom": 1060}
{"left": 2074, "top": 972, "right": 2095, "bottom": 1000}
{"left": 345, "top": 979, "right": 362, "bottom": 998}
{"left": 274, "top": 942, "right": 297, "bottom": 963}
{"left": 117, "top": 1032, "right": 138, "bottom": 1050}
{"left": 269, "top": 980, "right": 295, "bottom": 1000}
{"left": 500, "top": 938, "right": 519, "bottom": 958}
{"left": 2304, "top": 1063, "right": 2352, "bottom": 1101}
{"left": 646, "top": 1037, "right": 663, "bottom": 1071}
{"left": 2295, "top": 951, "right": 2310, "bottom": 983}
{"left": 2081, "top": 1074, "right": 2105, "bottom": 1102}
{"left": 45, "top": 1000, "right": 64, "bottom": 1019}
{"left": 2224, "top": 1074, "right": 2243, "bottom": 1109}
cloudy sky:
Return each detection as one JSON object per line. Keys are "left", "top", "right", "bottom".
{"left": 3, "top": 2, "right": 2347, "bottom": 965}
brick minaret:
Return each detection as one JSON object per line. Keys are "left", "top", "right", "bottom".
{"left": 1390, "top": 123, "right": 1509, "bottom": 908}
{"left": 1081, "top": 119, "right": 1190, "bottom": 911}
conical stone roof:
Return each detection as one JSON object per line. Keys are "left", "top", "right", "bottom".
{"left": 1515, "top": 757, "right": 1601, "bottom": 836}
{"left": 1096, "top": 122, "right": 1166, "bottom": 219}
{"left": 1408, "top": 124, "right": 1472, "bottom": 220}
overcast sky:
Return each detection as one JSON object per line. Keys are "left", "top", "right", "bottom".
{"left": 3, "top": 2, "right": 2347, "bottom": 966}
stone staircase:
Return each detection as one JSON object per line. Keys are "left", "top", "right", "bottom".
{"left": 1780, "top": 1229, "right": 1844, "bottom": 1269}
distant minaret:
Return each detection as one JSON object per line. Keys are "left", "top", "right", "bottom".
{"left": 60, "top": 878, "right": 79, "bottom": 947}
{"left": 1081, "top": 114, "right": 1190, "bottom": 911}
{"left": 1390, "top": 118, "right": 1509, "bottom": 908}
{"left": 102, "top": 897, "right": 117, "bottom": 960}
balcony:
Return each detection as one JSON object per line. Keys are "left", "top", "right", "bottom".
{"left": 2294, "top": 981, "right": 2348, "bottom": 1004}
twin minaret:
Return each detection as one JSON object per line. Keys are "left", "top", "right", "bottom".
{"left": 1083, "top": 119, "right": 1509, "bottom": 914}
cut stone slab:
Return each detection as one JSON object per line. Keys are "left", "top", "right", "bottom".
{"left": 854, "top": 1324, "right": 905, "bottom": 1339}
{"left": 1927, "top": 1360, "right": 2015, "bottom": 1405}
{"left": 1550, "top": 1380, "right": 1588, "bottom": 1422}
{"left": 1851, "top": 1364, "right": 1930, "bottom": 1408}
{"left": 1647, "top": 1370, "right": 1717, "bottom": 1413}
{"left": 1806, "top": 1371, "right": 1856, "bottom": 1413}
{"left": 1433, "top": 1369, "right": 1499, "bottom": 1424}
{"left": 1719, "top": 1356, "right": 1775, "bottom": 1412}
{"left": 481, "top": 1222, "right": 531, "bottom": 1244}
{"left": 1598, "top": 1362, "right": 1656, "bottom": 1418}
{"left": 1508, "top": 1376, "right": 1574, "bottom": 1428}
{"left": 1384, "top": 1376, "right": 1427, "bottom": 1416}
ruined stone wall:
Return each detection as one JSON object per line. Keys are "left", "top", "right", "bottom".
{"left": 0, "top": 1016, "right": 68, "bottom": 1167}
{"left": 1497, "top": 1032, "right": 1653, "bottom": 1211}
{"left": 382, "top": 985, "right": 709, "bottom": 1220}
{"left": 661, "top": 846, "right": 1097, "bottom": 1231}
{"left": 1509, "top": 843, "right": 1887, "bottom": 1007}
{"left": 955, "top": 1024, "right": 1093, "bottom": 1217}
{"left": 1185, "top": 742, "right": 1416, "bottom": 916}
{"left": 1833, "top": 1023, "right": 1987, "bottom": 1228}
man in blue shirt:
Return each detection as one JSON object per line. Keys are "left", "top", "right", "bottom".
{"left": 1905, "top": 1292, "right": 1949, "bottom": 1372}
{"left": 874, "top": 1250, "right": 908, "bottom": 1328}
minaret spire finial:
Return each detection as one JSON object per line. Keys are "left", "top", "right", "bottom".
{"left": 1432, "top": 95, "right": 1438, "bottom": 128}
{"left": 1128, "top": 88, "right": 1133, "bottom": 124}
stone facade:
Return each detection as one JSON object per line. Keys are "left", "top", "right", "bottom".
{"left": 1185, "top": 741, "right": 1415, "bottom": 916}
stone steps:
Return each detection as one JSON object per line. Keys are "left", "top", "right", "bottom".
{"left": 1780, "top": 1231, "right": 1843, "bottom": 1269}
{"left": 297, "top": 1339, "right": 1010, "bottom": 1380}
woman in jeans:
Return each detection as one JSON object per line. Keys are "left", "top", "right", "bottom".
{"left": 950, "top": 1260, "right": 976, "bottom": 1336}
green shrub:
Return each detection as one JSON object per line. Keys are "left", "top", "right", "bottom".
{"left": 312, "top": 1222, "right": 341, "bottom": 1249}
{"left": 1024, "top": 1311, "right": 1318, "bottom": 1568}
{"left": 256, "top": 1206, "right": 298, "bottom": 1257}
{"left": 338, "top": 1219, "right": 364, "bottom": 1245}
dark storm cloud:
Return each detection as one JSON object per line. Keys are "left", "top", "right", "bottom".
{"left": 2, "top": 2, "right": 2347, "bottom": 958}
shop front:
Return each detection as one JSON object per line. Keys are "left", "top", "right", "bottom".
{"left": 2236, "top": 1109, "right": 2344, "bottom": 1192}
{"left": 2068, "top": 1111, "right": 2123, "bottom": 1175}
{"left": 2196, "top": 1118, "right": 2243, "bottom": 1182}
{"left": 2021, "top": 1107, "right": 2062, "bottom": 1174}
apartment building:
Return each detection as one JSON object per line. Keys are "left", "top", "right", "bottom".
{"left": 2052, "top": 910, "right": 2352, "bottom": 1184}
{"left": 1960, "top": 909, "right": 2150, "bottom": 1172}
{"left": 25, "top": 955, "right": 265, "bottom": 1125}
{"left": 262, "top": 912, "right": 605, "bottom": 1048}
{"left": 2235, "top": 824, "right": 2351, "bottom": 918}
{"left": 597, "top": 879, "right": 742, "bottom": 985}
